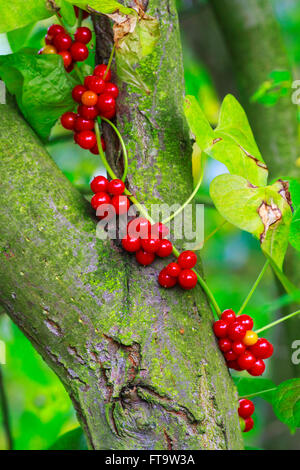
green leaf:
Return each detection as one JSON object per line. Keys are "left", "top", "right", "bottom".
{"left": 273, "top": 379, "right": 300, "bottom": 432}
{"left": 56, "top": 0, "right": 76, "bottom": 26}
{"left": 269, "top": 258, "right": 299, "bottom": 295}
{"left": 251, "top": 70, "right": 292, "bottom": 107}
{"left": 233, "top": 377, "right": 276, "bottom": 404}
{"left": 7, "top": 24, "right": 35, "bottom": 53}
{"left": 184, "top": 95, "right": 268, "bottom": 186}
{"left": 289, "top": 207, "right": 300, "bottom": 252}
{"left": 115, "top": 50, "right": 150, "bottom": 95}
{"left": 66, "top": 0, "right": 134, "bottom": 15}
{"left": 0, "top": 0, "right": 54, "bottom": 34}
{"left": 0, "top": 49, "right": 77, "bottom": 139}
{"left": 209, "top": 174, "right": 293, "bottom": 269}
{"left": 49, "top": 427, "right": 88, "bottom": 450}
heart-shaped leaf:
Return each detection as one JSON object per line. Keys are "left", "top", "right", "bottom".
{"left": 184, "top": 94, "right": 268, "bottom": 186}
{"left": 67, "top": 0, "right": 134, "bottom": 16}
{"left": 0, "top": 0, "right": 53, "bottom": 34}
{"left": 210, "top": 174, "right": 293, "bottom": 269}
{"left": 273, "top": 379, "right": 300, "bottom": 432}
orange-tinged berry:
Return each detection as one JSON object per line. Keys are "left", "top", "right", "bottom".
{"left": 243, "top": 330, "right": 258, "bottom": 346}
{"left": 41, "top": 45, "right": 57, "bottom": 54}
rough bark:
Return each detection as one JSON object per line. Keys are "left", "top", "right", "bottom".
{"left": 0, "top": 0, "right": 243, "bottom": 450}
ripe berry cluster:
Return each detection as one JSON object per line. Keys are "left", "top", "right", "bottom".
{"left": 39, "top": 23, "right": 91, "bottom": 71}
{"left": 238, "top": 399, "right": 255, "bottom": 433}
{"left": 60, "top": 64, "right": 118, "bottom": 154}
{"left": 159, "top": 251, "right": 198, "bottom": 290}
{"left": 213, "top": 310, "right": 273, "bottom": 375}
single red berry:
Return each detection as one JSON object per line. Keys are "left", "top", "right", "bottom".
{"left": 247, "top": 359, "right": 266, "bottom": 376}
{"left": 72, "top": 85, "right": 87, "bottom": 103}
{"left": 70, "top": 42, "right": 89, "bottom": 62}
{"left": 91, "top": 192, "right": 111, "bottom": 210}
{"left": 227, "top": 360, "right": 243, "bottom": 371}
{"left": 249, "top": 338, "right": 273, "bottom": 359}
{"left": 85, "top": 75, "right": 105, "bottom": 94}
{"left": 90, "top": 175, "right": 109, "bottom": 194}
{"left": 224, "top": 350, "right": 237, "bottom": 362}
{"left": 141, "top": 238, "right": 161, "bottom": 254}
{"left": 151, "top": 222, "right": 169, "bottom": 239}
{"left": 136, "top": 249, "right": 155, "bottom": 266}
{"left": 74, "top": 6, "right": 89, "bottom": 19}
{"left": 60, "top": 111, "right": 76, "bottom": 130}
{"left": 111, "top": 195, "right": 130, "bottom": 215}
{"left": 232, "top": 340, "right": 246, "bottom": 356}
{"left": 89, "top": 137, "right": 106, "bottom": 155}
{"left": 107, "top": 179, "right": 125, "bottom": 196}
{"left": 66, "top": 63, "right": 74, "bottom": 73}
{"left": 165, "top": 263, "right": 181, "bottom": 278}
{"left": 122, "top": 236, "right": 141, "bottom": 253}
{"left": 53, "top": 33, "right": 72, "bottom": 51}
{"left": 218, "top": 338, "right": 232, "bottom": 353}
{"left": 128, "top": 218, "right": 151, "bottom": 239}
{"left": 238, "top": 399, "right": 255, "bottom": 419}
{"left": 156, "top": 239, "right": 173, "bottom": 258}
{"left": 237, "top": 351, "right": 256, "bottom": 370}
{"left": 228, "top": 322, "right": 246, "bottom": 341}
{"left": 236, "top": 314, "right": 254, "bottom": 331}
{"left": 45, "top": 34, "right": 53, "bottom": 45}
{"left": 97, "top": 93, "right": 116, "bottom": 117}
{"left": 104, "top": 82, "right": 119, "bottom": 99}
{"left": 178, "top": 269, "right": 197, "bottom": 290}
{"left": 74, "top": 27, "right": 92, "bottom": 44}
{"left": 48, "top": 24, "right": 65, "bottom": 37}
{"left": 81, "top": 90, "right": 98, "bottom": 106}
{"left": 74, "top": 116, "right": 94, "bottom": 132}
{"left": 78, "top": 105, "right": 98, "bottom": 120}
{"left": 221, "top": 309, "right": 236, "bottom": 324}
{"left": 177, "top": 251, "right": 197, "bottom": 269}
{"left": 244, "top": 417, "right": 254, "bottom": 433}
{"left": 94, "top": 64, "right": 112, "bottom": 81}
{"left": 58, "top": 51, "right": 72, "bottom": 68}
{"left": 213, "top": 320, "right": 228, "bottom": 338}
{"left": 158, "top": 269, "right": 177, "bottom": 288}
{"left": 75, "top": 130, "right": 96, "bottom": 149}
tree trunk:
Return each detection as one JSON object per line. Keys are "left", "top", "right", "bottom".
{"left": 0, "top": 0, "right": 243, "bottom": 450}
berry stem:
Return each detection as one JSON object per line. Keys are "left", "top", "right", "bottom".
{"left": 77, "top": 8, "right": 83, "bottom": 28}
{"left": 239, "top": 387, "right": 277, "bottom": 400}
{"left": 74, "top": 64, "right": 84, "bottom": 84}
{"left": 103, "top": 44, "right": 116, "bottom": 81}
{"left": 255, "top": 309, "right": 300, "bottom": 334}
{"left": 237, "top": 260, "right": 270, "bottom": 316}
{"left": 203, "top": 220, "right": 227, "bottom": 246}
{"left": 100, "top": 116, "right": 128, "bottom": 182}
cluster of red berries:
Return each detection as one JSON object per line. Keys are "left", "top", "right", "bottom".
{"left": 158, "top": 251, "right": 198, "bottom": 290}
{"left": 60, "top": 64, "right": 118, "bottom": 154}
{"left": 39, "top": 23, "right": 91, "bottom": 71}
{"left": 213, "top": 310, "right": 273, "bottom": 375}
{"left": 238, "top": 399, "right": 255, "bottom": 433}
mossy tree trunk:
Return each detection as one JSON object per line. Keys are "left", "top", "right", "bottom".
{"left": 0, "top": 0, "right": 243, "bottom": 450}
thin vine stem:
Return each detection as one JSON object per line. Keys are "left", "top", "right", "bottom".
{"left": 239, "top": 387, "right": 277, "bottom": 400}
{"left": 74, "top": 64, "right": 84, "bottom": 84}
{"left": 100, "top": 117, "right": 128, "bottom": 182}
{"left": 55, "top": 12, "right": 67, "bottom": 30}
{"left": 255, "top": 309, "right": 300, "bottom": 334}
{"left": 237, "top": 260, "right": 270, "bottom": 316}
{"left": 77, "top": 8, "right": 83, "bottom": 28}
{"left": 103, "top": 44, "right": 116, "bottom": 80}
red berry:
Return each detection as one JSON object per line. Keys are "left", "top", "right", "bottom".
{"left": 89, "top": 137, "right": 106, "bottom": 155}
{"left": 158, "top": 269, "right": 177, "bottom": 288}
{"left": 72, "top": 85, "right": 87, "bottom": 103}
{"left": 104, "top": 82, "right": 119, "bottom": 99}
{"left": 70, "top": 42, "right": 89, "bottom": 62}
{"left": 111, "top": 195, "right": 130, "bottom": 215}
{"left": 238, "top": 399, "right": 255, "bottom": 418}
{"left": 224, "top": 350, "right": 237, "bottom": 362}
{"left": 75, "top": 27, "right": 92, "bottom": 44}
{"left": 74, "top": 116, "right": 94, "bottom": 132}
{"left": 53, "top": 33, "right": 72, "bottom": 51}
{"left": 78, "top": 105, "right": 98, "bottom": 120}
{"left": 90, "top": 176, "right": 109, "bottom": 193}
{"left": 108, "top": 179, "right": 125, "bottom": 196}
{"left": 74, "top": 6, "right": 89, "bottom": 19}
{"left": 60, "top": 111, "right": 76, "bottom": 130}
{"left": 237, "top": 314, "right": 254, "bottom": 331}
{"left": 227, "top": 360, "right": 243, "bottom": 371}
{"left": 122, "top": 236, "right": 141, "bottom": 253}
{"left": 94, "top": 64, "right": 112, "bottom": 81}
{"left": 97, "top": 93, "right": 116, "bottom": 116}
{"left": 91, "top": 192, "right": 111, "bottom": 210}
{"left": 136, "top": 249, "right": 155, "bottom": 266}
{"left": 228, "top": 322, "right": 246, "bottom": 341}
{"left": 178, "top": 269, "right": 197, "bottom": 290}
{"left": 128, "top": 218, "right": 151, "bottom": 239}
{"left": 218, "top": 338, "right": 232, "bottom": 353}
{"left": 165, "top": 263, "right": 181, "bottom": 278}
{"left": 75, "top": 130, "right": 96, "bottom": 149}
{"left": 66, "top": 63, "right": 74, "bottom": 73}
{"left": 156, "top": 239, "right": 173, "bottom": 258}
{"left": 221, "top": 309, "right": 236, "bottom": 324}
{"left": 213, "top": 320, "right": 228, "bottom": 338}
{"left": 58, "top": 51, "right": 72, "bottom": 68}
{"left": 85, "top": 75, "right": 105, "bottom": 94}
{"left": 247, "top": 359, "right": 266, "bottom": 376}
{"left": 48, "top": 24, "right": 65, "bottom": 37}
{"left": 232, "top": 340, "right": 246, "bottom": 356}
{"left": 244, "top": 417, "right": 254, "bottom": 432}
{"left": 151, "top": 222, "right": 169, "bottom": 239}
{"left": 141, "top": 238, "right": 161, "bottom": 254}
{"left": 249, "top": 338, "right": 273, "bottom": 359}
{"left": 45, "top": 34, "right": 53, "bottom": 45}
{"left": 237, "top": 351, "right": 256, "bottom": 370}
{"left": 177, "top": 251, "right": 197, "bottom": 269}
